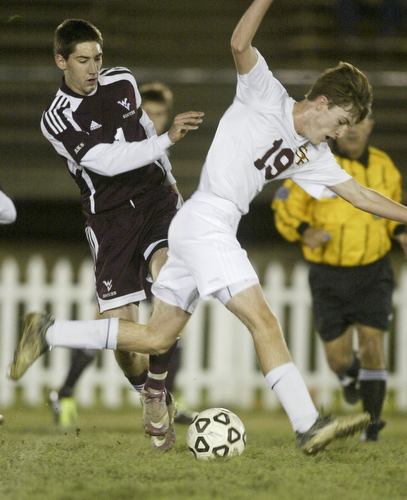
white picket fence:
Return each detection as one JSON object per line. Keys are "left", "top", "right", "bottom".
{"left": 1, "top": 255, "right": 406, "bottom": 411}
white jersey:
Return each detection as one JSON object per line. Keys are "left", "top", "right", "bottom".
{"left": 153, "top": 50, "right": 353, "bottom": 309}
{"left": 197, "top": 49, "right": 351, "bottom": 215}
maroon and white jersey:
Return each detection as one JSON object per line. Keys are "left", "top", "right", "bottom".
{"left": 41, "top": 67, "right": 175, "bottom": 214}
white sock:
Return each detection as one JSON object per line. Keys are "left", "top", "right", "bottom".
{"left": 147, "top": 371, "right": 168, "bottom": 380}
{"left": 46, "top": 318, "right": 119, "bottom": 350}
{"left": 265, "top": 362, "right": 319, "bottom": 433}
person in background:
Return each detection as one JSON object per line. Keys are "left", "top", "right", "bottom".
{"left": 0, "top": 186, "right": 17, "bottom": 225}
{"left": 50, "top": 81, "right": 196, "bottom": 428}
{"left": 34, "top": 18, "right": 203, "bottom": 453}
{"left": 272, "top": 112, "right": 407, "bottom": 441}
{"left": 138, "top": 82, "right": 174, "bottom": 139}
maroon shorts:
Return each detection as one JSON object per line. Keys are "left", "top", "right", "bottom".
{"left": 85, "top": 187, "right": 179, "bottom": 313}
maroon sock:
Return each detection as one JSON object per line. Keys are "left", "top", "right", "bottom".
{"left": 145, "top": 339, "right": 179, "bottom": 392}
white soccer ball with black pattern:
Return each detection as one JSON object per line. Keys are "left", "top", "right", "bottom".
{"left": 187, "top": 408, "right": 246, "bottom": 461}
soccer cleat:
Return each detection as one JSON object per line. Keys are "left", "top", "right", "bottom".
{"left": 140, "top": 387, "right": 170, "bottom": 436}
{"left": 174, "top": 408, "right": 197, "bottom": 425}
{"left": 150, "top": 393, "right": 178, "bottom": 452}
{"left": 49, "top": 391, "right": 78, "bottom": 428}
{"left": 151, "top": 429, "right": 176, "bottom": 452}
{"left": 360, "top": 419, "right": 386, "bottom": 442}
{"left": 297, "top": 412, "right": 370, "bottom": 455}
{"left": 174, "top": 397, "right": 198, "bottom": 425}
{"left": 9, "top": 312, "right": 55, "bottom": 381}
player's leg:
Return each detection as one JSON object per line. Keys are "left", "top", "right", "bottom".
{"left": 143, "top": 247, "right": 179, "bottom": 398}
{"left": 136, "top": 242, "right": 202, "bottom": 449}
{"left": 87, "top": 202, "right": 182, "bottom": 443}
{"left": 357, "top": 323, "right": 387, "bottom": 441}
{"left": 50, "top": 306, "right": 148, "bottom": 429}
{"left": 86, "top": 214, "right": 152, "bottom": 428}
{"left": 138, "top": 247, "right": 181, "bottom": 449}
{"left": 10, "top": 297, "right": 188, "bottom": 376}
{"left": 63, "top": 303, "right": 151, "bottom": 440}
{"left": 224, "top": 283, "right": 318, "bottom": 423}
{"left": 222, "top": 283, "right": 369, "bottom": 454}
{"left": 308, "top": 262, "right": 362, "bottom": 404}
{"left": 164, "top": 338, "right": 197, "bottom": 424}
{"left": 49, "top": 305, "right": 105, "bottom": 428}
{"left": 135, "top": 294, "right": 191, "bottom": 450}
{"left": 353, "top": 256, "right": 393, "bottom": 441}
{"left": 141, "top": 251, "right": 197, "bottom": 425}
{"left": 49, "top": 348, "right": 97, "bottom": 428}
{"left": 322, "top": 327, "right": 361, "bottom": 404}
{"left": 58, "top": 349, "right": 97, "bottom": 399}
{"left": 100, "top": 303, "right": 149, "bottom": 392}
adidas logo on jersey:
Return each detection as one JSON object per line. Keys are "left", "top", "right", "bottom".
{"left": 90, "top": 121, "right": 102, "bottom": 131}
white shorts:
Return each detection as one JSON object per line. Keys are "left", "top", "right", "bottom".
{"left": 152, "top": 193, "right": 259, "bottom": 313}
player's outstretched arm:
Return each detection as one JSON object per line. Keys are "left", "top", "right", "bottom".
{"left": 231, "top": 0, "right": 274, "bottom": 75}
{"left": 167, "top": 111, "right": 204, "bottom": 144}
{"left": 330, "top": 177, "right": 407, "bottom": 224}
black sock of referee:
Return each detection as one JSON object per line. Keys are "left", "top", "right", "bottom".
{"left": 359, "top": 369, "right": 387, "bottom": 424}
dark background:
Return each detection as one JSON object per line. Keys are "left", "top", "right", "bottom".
{"left": 1, "top": 0, "right": 407, "bottom": 251}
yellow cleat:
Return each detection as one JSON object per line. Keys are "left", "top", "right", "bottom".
{"left": 49, "top": 391, "right": 78, "bottom": 428}
{"left": 59, "top": 397, "right": 78, "bottom": 428}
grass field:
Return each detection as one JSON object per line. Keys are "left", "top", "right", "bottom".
{"left": 0, "top": 404, "right": 406, "bottom": 500}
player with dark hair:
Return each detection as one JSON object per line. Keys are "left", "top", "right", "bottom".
{"left": 11, "top": 0, "right": 407, "bottom": 455}
{"left": 53, "top": 18, "right": 103, "bottom": 60}
{"left": 272, "top": 112, "right": 407, "bottom": 441}
{"left": 31, "top": 18, "right": 203, "bottom": 451}
{"left": 50, "top": 80, "right": 196, "bottom": 428}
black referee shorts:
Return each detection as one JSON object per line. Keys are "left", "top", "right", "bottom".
{"left": 308, "top": 255, "right": 395, "bottom": 342}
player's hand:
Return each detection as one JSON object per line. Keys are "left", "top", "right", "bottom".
{"left": 302, "top": 227, "right": 331, "bottom": 249}
{"left": 168, "top": 111, "right": 204, "bottom": 143}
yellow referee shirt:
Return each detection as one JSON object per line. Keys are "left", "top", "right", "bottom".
{"left": 272, "top": 146, "right": 404, "bottom": 266}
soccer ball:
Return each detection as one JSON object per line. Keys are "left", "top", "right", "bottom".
{"left": 187, "top": 408, "right": 246, "bottom": 461}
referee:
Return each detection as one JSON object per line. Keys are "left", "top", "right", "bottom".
{"left": 272, "top": 112, "right": 407, "bottom": 441}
